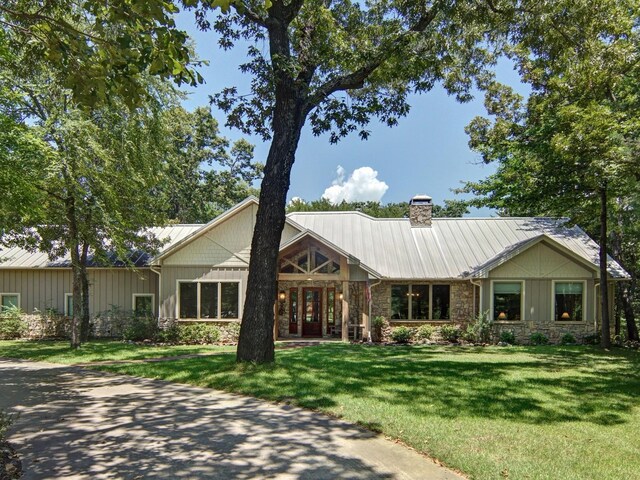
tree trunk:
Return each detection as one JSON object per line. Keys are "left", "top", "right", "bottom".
{"left": 599, "top": 186, "right": 611, "bottom": 349}
{"left": 236, "top": 108, "right": 306, "bottom": 363}
{"left": 79, "top": 243, "right": 91, "bottom": 342}
{"left": 65, "top": 195, "right": 82, "bottom": 349}
{"left": 622, "top": 281, "right": 639, "bottom": 341}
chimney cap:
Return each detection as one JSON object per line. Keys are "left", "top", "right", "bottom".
{"left": 410, "top": 194, "right": 432, "bottom": 204}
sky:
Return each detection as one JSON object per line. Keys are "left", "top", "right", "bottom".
{"left": 175, "top": 10, "right": 529, "bottom": 216}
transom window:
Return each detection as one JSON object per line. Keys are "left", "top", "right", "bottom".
{"left": 493, "top": 282, "right": 522, "bottom": 321}
{"left": 178, "top": 281, "right": 240, "bottom": 320}
{"left": 0, "top": 294, "right": 20, "bottom": 312}
{"left": 280, "top": 246, "right": 340, "bottom": 275}
{"left": 390, "top": 285, "right": 450, "bottom": 320}
{"left": 554, "top": 282, "right": 584, "bottom": 321}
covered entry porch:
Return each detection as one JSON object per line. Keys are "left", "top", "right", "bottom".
{"left": 274, "top": 233, "right": 374, "bottom": 340}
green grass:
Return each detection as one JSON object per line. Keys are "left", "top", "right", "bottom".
{"left": 0, "top": 339, "right": 233, "bottom": 364}
{"left": 93, "top": 344, "right": 639, "bottom": 480}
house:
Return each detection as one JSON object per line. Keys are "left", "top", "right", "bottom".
{"left": 0, "top": 196, "right": 628, "bottom": 343}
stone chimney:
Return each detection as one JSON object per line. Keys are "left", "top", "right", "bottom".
{"left": 409, "top": 195, "right": 433, "bottom": 227}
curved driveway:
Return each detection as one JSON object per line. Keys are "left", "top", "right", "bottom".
{"left": 0, "top": 359, "right": 463, "bottom": 480}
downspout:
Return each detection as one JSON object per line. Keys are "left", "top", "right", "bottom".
{"left": 594, "top": 279, "right": 600, "bottom": 333}
{"left": 150, "top": 265, "right": 162, "bottom": 325}
{"left": 368, "top": 278, "right": 382, "bottom": 342}
{"left": 470, "top": 278, "right": 482, "bottom": 318}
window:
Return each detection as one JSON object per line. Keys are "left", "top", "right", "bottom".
{"left": 390, "top": 285, "right": 450, "bottom": 320}
{"left": 432, "top": 285, "right": 450, "bottom": 320}
{"left": 178, "top": 281, "right": 240, "bottom": 320}
{"left": 0, "top": 294, "right": 20, "bottom": 312}
{"left": 289, "top": 288, "right": 298, "bottom": 324}
{"left": 133, "top": 294, "right": 154, "bottom": 317}
{"left": 555, "top": 282, "right": 584, "bottom": 321}
{"left": 65, "top": 293, "right": 73, "bottom": 317}
{"left": 327, "top": 288, "right": 335, "bottom": 325}
{"left": 493, "top": 282, "right": 522, "bottom": 321}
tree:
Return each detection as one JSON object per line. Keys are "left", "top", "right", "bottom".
{"left": 185, "top": 0, "right": 505, "bottom": 363}
{"left": 460, "top": 0, "right": 640, "bottom": 347}
{"left": 1, "top": 28, "right": 177, "bottom": 347}
{"left": 0, "top": 0, "right": 205, "bottom": 107}
{"left": 286, "top": 198, "right": 468, "bottom": 218}
{"left": 159, "top": 106, "right": 262, "bottom": 223}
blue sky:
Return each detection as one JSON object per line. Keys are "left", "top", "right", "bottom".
{"left": 175, "top": 10, "right": 528, "bottom": 215}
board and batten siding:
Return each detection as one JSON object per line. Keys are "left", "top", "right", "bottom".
{"left": 159, "top": 266, "right": 248, "bottom": 319}
{"left": 0, "top": 268, "right": 157, "bottom": 316}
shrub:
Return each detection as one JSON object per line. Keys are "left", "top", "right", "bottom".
{"left": 415, "top": 324, "right": 435, "bottom": 341}
{"left": 178, "top": 323, "right": 221, "bottom": 344}
{"left": 465, "top": 310, "right": 494, "bottom": 344}
{"left": 156, "top": 323, "right": 180, "bottom": 343}
{"left": 530, "top": 332, "right": 549, "bottom": 345}
{"left": 220, "top": 322, "right": 241, "bottom": 343}
{"left": 560, "top": 333, "right": 577, "bottom": 345}
{"left": 371, "top": 316, "right": 386, "bottom": 343}
{"left": 583, "top": 333, "right": 600, "bottom": 345}
{"left": 499, "top": 330, "right": 516, "bottom": 344}
{"left": 390, "top": 326, "right": 414, "bottom": 344}
{"left": 439, "top": 324, "right": 460, "bottom": 343}
{"left": 0, "top": 306, "right": 27, "bottom": 339}
{"left": 122, "top": 316, "right": 159, "bottom": 342}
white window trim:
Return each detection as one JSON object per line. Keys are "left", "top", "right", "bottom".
{"left": 490, "top": 280, "right": 525, "bottom": 322}
{"left": 390, "top": 284, "right": 451, "bottom": 321}
{"left": 551, "top": 280, "right": 587, "bottom": 323}
{"left": 0, "top": 293, "right": 21, "bottom": 310}
{"left": 132, "top": 293, "right": 156, "bottom": 315}
{"left": 64, "top": 293, "right": 73, "bottom": 316}
{"left": 176, "top": 279, "right": 241, "bottom": 321}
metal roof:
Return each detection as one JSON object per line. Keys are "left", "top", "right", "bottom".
{"left": 0, "top": 225, "right": 202, "bottom": 269}
{"left": 287, "top": 212, "right": 628, "bottom": 279}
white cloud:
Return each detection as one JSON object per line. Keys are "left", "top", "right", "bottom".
{"left": 322, "top": 165, "right": 389, "bottom": 204}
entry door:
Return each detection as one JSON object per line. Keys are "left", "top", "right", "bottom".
{"left": 302, "top": 288, "right": 322, "bottom": 337}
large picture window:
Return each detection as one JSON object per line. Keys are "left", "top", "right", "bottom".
{"left": 554, "top": 282, "right": 584, "bottom": 321}
{"left": 178, "top": 281, "right": 240, "bottom": 320}
{"left": 493, "top": 282, "right": 522, "bottom": 321}
{"left": 391, "top": 285, "right": 450, "bottom": 320}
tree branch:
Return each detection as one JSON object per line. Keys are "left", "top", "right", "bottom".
{"left": 233, "top": 2, "right": 268, "bottom": 28}
{"left": 305, "top": 7, "right": 438, "bottom": 113}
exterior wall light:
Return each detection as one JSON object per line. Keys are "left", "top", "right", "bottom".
{"left": 278, "top": 291, "right": 286, "bottom": 315}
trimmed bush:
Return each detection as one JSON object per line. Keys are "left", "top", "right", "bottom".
{"left": 583, "top": 333, "right": 600, "bottom": 345}
{"left": 0, "top": 306, "right": 27, "bottom": 340}
{"left": 439, "top": 324, "right": 460, "bottom": 343}
{"left": 560, "top": 333, "right": 577, "bottom": 345}
{"left": 122, "top": 316, "right": 159, "bottom": 342}
{"left": 178, "top": 323, "right": 221, "bottom": 344}
{"left": 499, "top": 330, "right": 516, "bottom": 344}
{"left": 465, "top": 311, "right": 494, "bottom": 344}
{"left": 415, "top": 324, "right": 435, "bottom": 341}
{"left": 530, "top": 332, "right": 549, "bottom": 345}
{"left": 390, "top": 326, "right": 413, "bottom": 344}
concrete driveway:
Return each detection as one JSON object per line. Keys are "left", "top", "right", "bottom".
{"left": 0, "top": 359, "right": 463, "bottom": 480}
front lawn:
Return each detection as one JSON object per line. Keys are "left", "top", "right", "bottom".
{"left": 94, "top": 344, "right": 640, "bottom": 480}
{"left": 0, "top": 339, "right": 233, "bottom": 364}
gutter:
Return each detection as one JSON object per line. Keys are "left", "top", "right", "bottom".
{"left": 149, "top": 265, "right": 162, "bottom": 321}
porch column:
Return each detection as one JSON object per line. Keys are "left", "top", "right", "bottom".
{"left": 341, "top": 281, "right": 349, "bottom": 341}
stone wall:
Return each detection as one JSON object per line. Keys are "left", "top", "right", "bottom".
{"left": 491, "top": 320, "right": 596, "bottom": 344}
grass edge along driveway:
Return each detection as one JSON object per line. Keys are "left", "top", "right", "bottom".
{"left": 90, "top": 344, "right": 640, "bottom": 480}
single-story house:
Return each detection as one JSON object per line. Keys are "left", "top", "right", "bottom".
{"left": 0, "top": 195, "right": 628, "bottom": 342}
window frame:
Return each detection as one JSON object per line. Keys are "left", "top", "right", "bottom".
{"left": 64, "top": 293, "right": 74, "bottom": 317}
{"left": 132, "top": 293, "right": 155, "bottom": 317}
{"left": 551, "top": 280, "right": 587, "bottom": 322}
{"left": 0, "top": 293, "right": 21, "bottom": 311}
{"left": 490, "top": 280, "right": 525, "bottom": 322}
{"left": 176, "top": 280, "right": 241, "bottom": 321}
{"left": 389, "top": 284, "right": 451, "bottom": 321}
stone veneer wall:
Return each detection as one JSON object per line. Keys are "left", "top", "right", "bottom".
{"left": 409, "top": 204, "right": 433, "bottom": 227}
{"left": 371, "top": 281, "right": 477, "bottom": 324}
{"left": 491, "top": 320, "right": 596, "bottom": 344}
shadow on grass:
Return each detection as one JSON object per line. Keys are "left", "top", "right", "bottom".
{"left": 100, "top": 344, "right": 640, "bottom": 427}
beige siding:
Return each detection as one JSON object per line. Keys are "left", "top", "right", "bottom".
{"left": 0, "top": 268, "right": 157, "bottom": 316}
{"left": 159, "top": 266, "right": 248, "bottom": 319}
{"left": 490, "top": 242, "right": 595, "bottom": 279}
{"left": 282, "top": 222, "right": 302, "bottom": 243}
{"left": 162, "top": 204, "right": 257, "bottom": 267}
